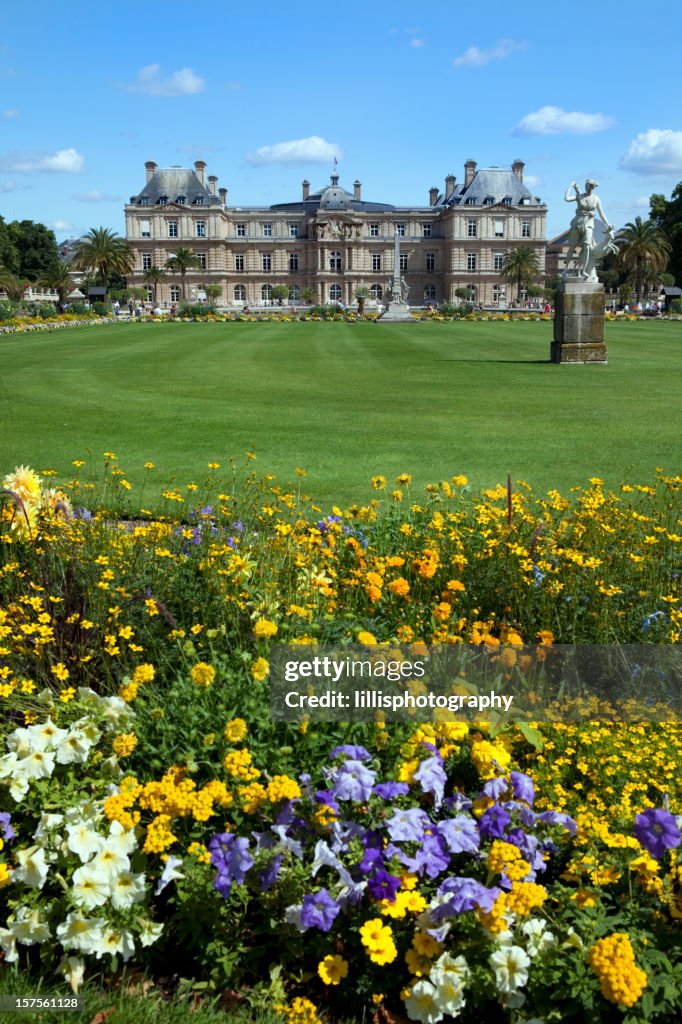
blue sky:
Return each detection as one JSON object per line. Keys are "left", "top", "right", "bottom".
{"left": 1, "top": 0, "right": 681, "bottom": 243}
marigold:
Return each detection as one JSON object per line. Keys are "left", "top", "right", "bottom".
{"left": 191, "top": 662, "right": 216, "bottom": 688}
{"left": 224, "top": 717, "right": 248, "bottom": 743}
{"left": 253, "top": 617, "right": 278, "bottom": 638}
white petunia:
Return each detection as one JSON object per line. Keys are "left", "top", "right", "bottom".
{"left": 16, "top": 749, "right": 56, "bottom": 781}
{"left": 12, "top": 845, "right": 50, "bottom": 889}
{"left": 109, "top": 870, "right": 146, "bottom": 910}
{"left": 155, "top": 855, "right": 184, "bottom": 894}
{"left": 138, "top": 918, "right": 164, "bottom": 947}
{"left": 522, "top": 918, "right": 556, "bottom": 958}
{"left": 55, "top": 727, "right": 97, "bottom": 765}
{"left": 404, "top": 979, "right": 443, "bottom": 1024}
{"left": 25, "top": 718, "right": 68, "bottom": 751}
{"left": 0, "top": 927, "right": 18, "bottom": 961}
{"left": 8, "top": 906, "right": 51, "bottom": 945}
{"left": 66, "top": 822, "right": 104, "bottom": 862}
{"left": 59, "top": 955, "right": 85, "bottom": 994}
{"left": 431, "top": 972, "right": 466, "bottom": 1017}
{"left": 93, "top": 926, "right": 135, "bottom": 961}
{"left": 33, "top": 812, "right": 64, "bottom": 843}
{"left": 490, "top": 944, "right": 531, "bottom": 994}
{"left": 108, "top": 819, "right": 137, "bottom": 854}
{"left": 56, "top": 913, "right": 105, "bottom": 953}
{"left": 431, "top": 952, "right": 469, "bottom": 983}
{"left": 71, "top": 862, "right": 110, "bottom": 909}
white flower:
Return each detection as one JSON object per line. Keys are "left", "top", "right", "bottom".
{"left": 55, "top": 726, "right": 98, "bottom": 765}
{"left": 283, "top": 904, "right": 304, "bottom": 932}
{"left": 90, "top": 846, "right": 130, "bottom": 880}
{"left": 490, "top": 944, "right": 531, "bottom": 994}
{"left": 138, "top": 918, "right": 164, "bottom": 947}
{"left": 432, "top": 952, "right": 469, "bottom": 984}
{"left": 12, "top": 845, "right": 50, "bottom": 889}
{"left": 93, "top": 926, "right": 135, "bottom": 961}
{"left": 110, "top": 870, "right": 146, "bottom": 910}
{"left": 108, "top": 819, "right": 137, "bottom": 854}
{"left": 0, "top": 927, "right": 18, "bottom": 961}
{"left": 155, "top": 855, "right": 184, "bottom": 894}
{"left": 430, "top": 972, "right": 466, "bottom": 1017}
{"left": 34, "top": 812, "right": 64, "bottom": 843}
{"left": 98, "top": 695, "right": 134, "bottom": 729}
{"left": 8, "top": 906, "right": 51, "bottom": 945}
{"left": 25, "top": 718, "right": 68, "bottom": 751}
{"left": 56, "top": 913, "right": 105, "bottom": 953}
{"left": 522, "top": 918, "right": 556, "bottom": 958}
{"left": 59, "top": 955, "right": 85, "bottom": 994}
{"left": 6, "top": 729, "right": 32, "bottom": 757}
{"left": 16, "top": 749, "right": 56, "bottom": 782}
{"left": 66, "top": 821, "right": 104, "bottom": 863}
{"left": 71, "top": 862, "right": 111, "bottom": 909}
{"left": 404, "top": 979, "right": 442, "bottom": 1024}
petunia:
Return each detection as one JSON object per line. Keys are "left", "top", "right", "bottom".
{"left": 634, "top": 807, "right": 681, "bottom": 860}
{"left": 478, "top": 804, "right": 511, "bottom": 839}
{"left": 373, "top": 781, "right": 409, "bottom": 799}
{"left": 437, "top": 814, "right": 480, "bottom": 855}
{"left": 330, "top": 744, "right": 371, "bottom": 762}
{"left": 300, "top": 888, "right": 340, "bottom": 932}
{"left": 510, "top": 771, "right": 535, "bottom": 805}
{"left": 386, "top": 807, "right": 431, "bottom": 842}
{"left": 414, "top": 754, "right": 447, "bottom": 809}
{"left": 332, "top": 760, "right": 376, "bottom": 801}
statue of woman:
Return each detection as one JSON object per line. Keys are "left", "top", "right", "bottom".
{"left": 562, "top": 179, "right": 613, "bottom": 281}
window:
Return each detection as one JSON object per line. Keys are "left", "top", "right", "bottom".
{"left": 142, "top": 252, "right": 152, "bottom": 270}
{"left": 399, "top": 254, "right": 408, "bottom": 272}
{"left": 422, "top": 223, "right": 431, "bottom": 237}
{"left": 494, "top": 252, "right": 504, "bottom": 271}
{"left": 168, "top": 220, "right": 178, "bottom": 238}
{"left": 466, "top": 197, "right": 476, "bottom": 205}
{"left": 196, "top": 220, "right": 206, "bottom": 238}
{"left": 467, "top": 219, "right": 477, "bottom": 238}
{"left": 424, "top": 284, "right": 436, "bottom": 302}
{"left": 193, "top": 196, "right": 204, "bottom": 205}
{"left": 176, "top": 195, "right": 186, "bottom": 205}
{"left": 289, "top": 223, "right": 299, "bottom": 238}
{"left": 370, "top": 224, "right": 379, "bottom": 237}
{"left": 522, "top": 220, "right": 531, "bottom": 238}
{"left": 426, "top": 253, "right": 435, "bottom": 272}
{"left": 140, "top": 219, "right": 151, "bottom": 238}
{"left": 145, "top": 287, "right": 153, "bottom": 302}
{"left": 139, "top": 196, "right": 150, "bottom": 206}
{"left": 494, "top": 219, "right": 504, "bottom": 238}
{"left": 330, "top": 250, "right": 342, "bottom": 271}
{"left": 262, "top": 253, "right": 271, "bottom": 272}
{"left": 502, "top": 196, "right": 512, "bottom": 205}
{"left": 396, "top": 223, "right": 405, "bottom": 236}
{"left": 290, "top": 284, "right": 300, "bottom": 300}
{"left": 262, "top": 223, "right": 272, "bottom": 237}
{"left": 158, "top": 195, "right": 168, "bottom": 205}
{"left": 170, "top": 285, "right": 180, "bottom": 302}
{"left": 370, "top": 284, "right": 383, "bottom": 300}
{"left": 234, "top": 284, "right": 246, "bottom": 302}
{"left": 261, "top": 284, "right": 272, "bottom": 302}
{"left": 235, "top": 254, "right": 244, "bottom": 272}
{"left": 329, "top": 284, "right": 342, "bottom": 302}
{"left": 484, "top": 196, "right": 495, "bottom": 205}
{"left": 236, "top": 223, "right": 246, "bottom": 237}
{"left": 467, "top": 253, "right": 477, "bottom": 271}
{"left": 289, "top": 253, "right": 298, "bottom": 272}
{"left": 493, "top": 284, "right": 506, "bottom": 304}
{"left": 197, "top": 253, "right": 206, "bottom": 269}
{"left": 372, "top": 254, "right": 381, "bottom": 272}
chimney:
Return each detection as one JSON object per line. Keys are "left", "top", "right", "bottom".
{"left": 445, "top": 174, "right": 455, "bottom": 196}
{"left": 219, "top": 187, "right": 227, "bottom": 206}
{"left": 302, "top": 180, "right": 310, "bottom": 200}
{"left": 429, "top": 186, "right": 439, "bottom": 206}
{"left": 464, "top": 159, "right": 477, "bottom": 187}
{"left": 208, "top": 175, "right": 218, "bottom": 195}
{"left": 145, "top": 160, "right": 157, "bottom": 183}
{"left": 512, "top": 159, "right": 525, "bottom": 182}
{"left": 353, "top": 180, "right": 361, "bottom": 200}
{"left": 194, "top": 160, "right": 207, "bottom": 186}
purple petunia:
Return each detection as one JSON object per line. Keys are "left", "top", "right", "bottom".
{"left": 386, "top": 807, "right": 431, "bottom": 842}
{"left": 437, "top": 814, "right": 480, "bottom": 855}
{"left": 260, "top": 854, "right": 283, "bottom": 891}
{"left": 0, "top": 812, "right": 15, "bottom": 843}
{"left": 482, "top": 776, "right": 509, "bottom": 800}
{"left": 478, "top": 804, "right": 511, "bottom": 839}
{"left": 510, "top": 771, "right": 535, "bottom": 805}
{"left": 373, "top": 781, "right": 410, "bottom": 799}
{"left": 367, "top": 869, "right": 401, "bottom": 901}
{"left": 634, "top": 808, "right": 681, "bottom": 860}
{"left": 330, "top": 744, "right": 371, "bottom": 762}
{"left": 300, "top": 888, "right": 341, "bottom": 931}
{"left": 209, "top": 833, "right": 254, "bottom": 897}
{"left": 414, "top": 754, "right": 447, "bottom": 809}
{"left": 537, "top": 810, "right": 577, "bottom": 836}
{"left": 413, "top": 832, "right": 451, "bottom": 879}
{"left": 434, "top": 876, "right": 502, "bottom": 917}
{"left": 332, "top": 760, "right": 376, "bottom": 801}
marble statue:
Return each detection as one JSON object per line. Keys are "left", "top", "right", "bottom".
{"left": 561, "top": 179, "right": 614, "bottom": 281}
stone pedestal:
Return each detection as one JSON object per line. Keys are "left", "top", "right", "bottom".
{"left": 551, "top": 279, "right": 608, "bottom": 364}
{"left": 379, "top": 301, "right": 414, "bottom": 322}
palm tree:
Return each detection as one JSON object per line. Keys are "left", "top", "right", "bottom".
{"left": 615, "top": 217, "right": 671, "bottom": 304}
{"left": 501, "top": 247, "right": 540, "bottom": 303}
{"left": 143, "top": 265, "right": 167, "bottom": 304}
{"left": 39, "top": 262, "right": 74, "bottom": 308}
{"left": 165, "top": 248, "right": 201, "bottom": 301}
{"left": 72, "top": 228, "right": 133, "bottom": 291}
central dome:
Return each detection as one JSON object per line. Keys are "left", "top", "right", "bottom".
{"left": 319, "top": 174, "right": 353, "bottom": 210}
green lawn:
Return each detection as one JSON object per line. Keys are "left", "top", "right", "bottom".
{"left": 1, "top": 319, "right": 680, "bottom": 505}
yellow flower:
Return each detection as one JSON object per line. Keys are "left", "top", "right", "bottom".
{"left": 318, "top": 954, "right": 348, "bottom": 986}
{"left": 112, "top": 733, "right": 138, "bottom": 757}
{"left": 357, "top": 630, "right": 377, "bottom": 645}
{"left": 251, "top": 656, "right": 269, "bottom": 681}
{"left": 224, "top": 718, "right": 248, "bottom": 744}
{"left": 371, "top": 475, "right": 387, "bottom": 490}
{"left": 253, "top": 618, "right": 278, "bottom": 638}
{"left": 191, "top": 662, "right": 216, "bottom": 688}
{"left": 2, "top": 465, "right": 42, "bottom": 505}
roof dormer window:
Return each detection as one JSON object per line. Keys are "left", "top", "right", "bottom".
{"left": 139, "top": 197, "right": 149, "bottom": 206}
{"left": 158, "top": 195, "right": 168, "bottom": 205}
{"left": 193, "top": 196, "right": 204, "bottom": 205}
{"left": 176, "top": 195, "right": 186, "bottom": 205}
{"left": 502, "top": 196, "right": 512, "bottom": 205}
{"left": 465, "top": 197, "right": 476, "bottom": 205}
{"left": 484, "top": 196, "right": 495, "bottom": 205}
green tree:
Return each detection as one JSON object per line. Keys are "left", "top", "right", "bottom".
{"left": 302, "top": 287, "right": 316, "bottom": 305}
{"left": 143, "top": 265, "right": 167, "bottom": 303}
{"left": 165, "top": 248, "right": 201, "bottom": 300}
{"left": 204, "top": 284, "right": 222, "bottom": 305}
{"left": 0, "top": 216, "right": 19, "bottom": 274}
{"left": 650, "top": 186, "right": 682, "bottom": 285}
{"left": 8, "top": 220, "right": 59, "bottom": 281}
{"left": 355, "top": 286, "right": 370, "bottom": 314}
{"left": 271, "top": 284, "right": 289, "bottom": 305}
{"left": 0, "top": 265, "right": 23, "bottom": 300}
{"left": 39, "top": 262, "right": 74, "bottom": 307}
{"left": 72, "top": 228, "right": 133, "bottom": 291}
{"left": 501, "top": 246, "right": 540, "bottom": 302}
{"left": 615, "top": 217, "right": 672, "bottom": 303}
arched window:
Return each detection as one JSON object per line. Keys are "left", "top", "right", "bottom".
{"left": 329, "top": 284, "right": 342, "bottom": 302}
{"left": 329, "top": 250, "right": 342, "bottom": 271}
{"left": 370, "top": 284, "right": 383, "bottom": 300}
{"left": 289, "top": 284, "right": 300, "bottom": 301}
{"left": 234, "top": 284, "right": 246, "bottom": 302}
{"left": 424, "top": 284, "right": 436, "bottom": 302}
{"left": 261, "top": 284, "right": 273, "bottom": 303}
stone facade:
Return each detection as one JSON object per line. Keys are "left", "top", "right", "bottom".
{"left": 124, "top": 158, "right": 546, "bottom": 307}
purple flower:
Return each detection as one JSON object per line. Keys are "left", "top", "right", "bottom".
{"left": 434, "top": 876, "right": 501, "bottom": 917}
{"left": 331, "top": 744, "right": 371, "bottom": 762}
{"left": 479, "top": 804, "right": 511, "bottom": 839}
{"left": 0, "top": 812, "right": 15, "bottom": 843}
{"left": 537, "top": 810, "right": 577, "bottom": 836}
{"left": 510, "top": 771, "right": 535, "bottom": 805}
{"left": 260, "top": 854, "right": 283, "bottom": 891}
{"left": 482, "top": 776, "right": 509, "bottom": 800}
{"left": 300, "top": 888, "right": 341, "bottom": 931}
{"left": 332, "top": 760, "right": 376, "bottom": 801}
{"left": 315, "top": 790, "right": 340, "bottom": 814}
{"left": 437, "top": 814, "right": 480, "bottom": 855}
{"left": 367, "top": 869, "right": 401, "bottom": 901}
{"left": 634, "top": 808, "right": 681, "bottom": 860}
{"left": 209, "top": 833, "right": 254, "bottom": 896}
{"left": 414, "top": 754, "right": 447, "bottom": 809}
{"left": 386, "top": 807, "right": 431, "bottom": 842}
{"left": 413, "top": 832, "right": 450, "bottom": 879}
{"left": 373, "top": 781, "right": 409, "bottom": 799}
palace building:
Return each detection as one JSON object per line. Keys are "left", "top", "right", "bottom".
{"left": 124, "top": 158, "right": 546, "bottom": 307}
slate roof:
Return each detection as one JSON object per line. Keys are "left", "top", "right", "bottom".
{"left": 270, "top": 176, "right": 395, "bottom": 213}
{"left": 130, "top": 167, "right": 221, "bottom": 207}
{"left": 434, "top": 168, "right": 543, "bottom": 208}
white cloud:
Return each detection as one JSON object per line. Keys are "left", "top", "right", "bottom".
{"left": 512, "top": 105, "right": 614, "bottom": 135}
{"left": 610, "top": 195, "right": 651, "bottom": 212}
{"left": 2, "top": 109, "right": 18, "bottom": 119}
{"left": 523, "top": 174, "right": 541, "bottom": 188}
{"left": 127, "top": 64, "right": 205, "bottom": 97}
{"left": 49, "top": 220, "right": 73, "bottom": 232}
{"left": 0, "top": 147, "right": 85, "bottom": 172}
{"left": 0, "top": 178, "right": 18, "bottom": 192}
{"left": 246, "top": 135, "right": 342, "bottom": 166}
{"left": 409, "top": 38, "right": 424, "bottom": 48}
{"left": 453, "top": 39, "right": 525, "bottom": 67}
{"left": 73, "top": 189, "right": 121, "bottom": 202}
{"left": 620, "top": 129, "right": 682, "bottom": 175}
